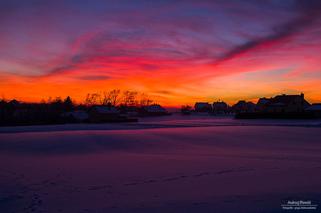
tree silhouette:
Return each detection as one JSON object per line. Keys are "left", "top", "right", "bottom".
{"left": 63, "top": 96, "right": 74, "bottom": 111}
{"left": 103, "top": 89, "right": 121, "bottom": 106}
{"left": 122, "top": 91, "right": 138, "bottom": 106}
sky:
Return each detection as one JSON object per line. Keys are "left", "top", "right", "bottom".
{"left": 1, "top": 0, "right": 321, "bottom": 106}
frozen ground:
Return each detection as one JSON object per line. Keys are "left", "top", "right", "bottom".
{"left": 0, "top": 115, "right": 321, "bottom": 212}
{"left": 1, "top": 114, "right": 321, "bottom": 133}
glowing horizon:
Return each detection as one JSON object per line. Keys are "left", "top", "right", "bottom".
{"left": 1, "top": 0, "right": 321, "bottom": 106}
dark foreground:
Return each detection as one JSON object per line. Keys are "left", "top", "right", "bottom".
{"left": 0, "top": 120, "right": 321, "bottom": 212}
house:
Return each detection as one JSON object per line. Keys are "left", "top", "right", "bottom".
{"left": 61, "top": 110, "right": 89, "bottom": 122}
{"left": 305, "top": 103, "right": 321, "bottom": 117}
{"left": 194, "top": 102, "right": 212, "bottom": 112}
{"left": 255, "top": 97, "right": 270, "bottom": 111}
{"left": 89, "top": 106, "right": 120, "bottom": 122}
{"left": 260, "top": 93, "right": 310, "bottom": 113}
{"left": 142, "top": 104, "right": 169, "bottom": 116}
{"left": 212, "top": 101, "right": 228, "bottom": 113}
{"left": 232, "top": 101, "right": 256, "bottom": 113}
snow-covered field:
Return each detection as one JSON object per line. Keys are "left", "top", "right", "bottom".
{"left": 1, "top": 115, "right": 321, "bottom": 212}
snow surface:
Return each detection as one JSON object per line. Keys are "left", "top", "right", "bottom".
{"left": 0, "top": 115, "right": 321, "bottom": 212}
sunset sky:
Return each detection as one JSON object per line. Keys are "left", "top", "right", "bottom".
{"left": 1, "top": 0, "right": 321, "bottom": 106}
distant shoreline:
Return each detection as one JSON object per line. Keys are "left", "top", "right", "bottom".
{"left": 1, "top": 116, "right": 321, "bottom": 134}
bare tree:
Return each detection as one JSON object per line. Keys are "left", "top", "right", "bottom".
{"left": 85, "top": 90, "right": 154, "bottom": 107}
{"left": 103, "top": 89, "right": 121, "bottom": 106}
{"left": 139, "top": 93, "right": 153, "bottom": 107}
{"left": 53, "top": 97, "right": 62, "bottom": 104}
{"left": 110, "top": 89, "right": 121, "bottom": 106}
{"left": 122, "top": 90, "right": 138, "bottom": 106}
{"left": 85, "top": 93, "right": 102, "bottom": 106}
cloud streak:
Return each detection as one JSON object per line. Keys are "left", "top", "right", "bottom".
{"left": 215, "top": 0, "right": 321, "bottom": 64}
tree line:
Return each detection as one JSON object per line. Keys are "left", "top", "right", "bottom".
{"left": 0, "top": 89, "right": 156, "bottom": 126}
{"left": 83, "top": 90, "right": 154, "bottom": 107}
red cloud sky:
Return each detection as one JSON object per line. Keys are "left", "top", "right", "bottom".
{"left": 1, "top": 0, "right": 321, "bottom": 105}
